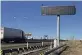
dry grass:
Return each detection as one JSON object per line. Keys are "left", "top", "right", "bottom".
{"left": 61, "top": 40, "right": 82, "bottom": 55}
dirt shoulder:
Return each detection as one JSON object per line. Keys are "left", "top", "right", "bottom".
{"left": 61, "top": 40, "right": 82, "bottom": 55}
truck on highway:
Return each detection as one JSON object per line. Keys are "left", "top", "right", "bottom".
{"left": 0, "top": 27, "right": 54, "bottom": 46}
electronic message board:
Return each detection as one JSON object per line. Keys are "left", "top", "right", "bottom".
{"left": 41, "top": 6, "right": 76, "bottom": 15}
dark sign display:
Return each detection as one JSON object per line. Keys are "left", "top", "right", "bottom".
{"left": 41, "top": 6, "right": 76, "bottom": 15}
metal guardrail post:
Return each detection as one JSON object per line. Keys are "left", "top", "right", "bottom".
{"left": 27, "top": 42, "right": 28, "bottom": 49}
{"left": 42, "top": 42, "right": 43, "bottom": 46}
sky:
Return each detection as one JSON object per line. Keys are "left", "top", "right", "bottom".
{"left": 1, "top": 1, "right": 82, "bottom": 39}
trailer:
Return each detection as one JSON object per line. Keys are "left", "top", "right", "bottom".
{"left": 0, "top": 27, "right": 25, "bottom": 43}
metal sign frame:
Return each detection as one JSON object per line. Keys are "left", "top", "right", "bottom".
{"left": 41, "top": 5, "right": 76, "bottom": 47}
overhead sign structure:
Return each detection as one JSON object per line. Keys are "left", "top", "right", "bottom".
{"left": 41, "top": 6, "right": 76, "bottom": 47}
{"left": 41, "top": 6, "right": 76, "bottom": 15}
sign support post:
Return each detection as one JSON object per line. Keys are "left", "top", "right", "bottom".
{"left": 57, "top": 15, "right": 60, "bottom": 47}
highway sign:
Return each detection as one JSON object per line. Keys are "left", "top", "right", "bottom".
{"left": 25, "top": 33, "right": 32, "bottom": 36}
{"left": 41, "top": 6, "right": 76, "bottom": 15}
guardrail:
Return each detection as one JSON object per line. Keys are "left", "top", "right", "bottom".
{"left": 44, "top": 44, "right": 67, "bottom": 55}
